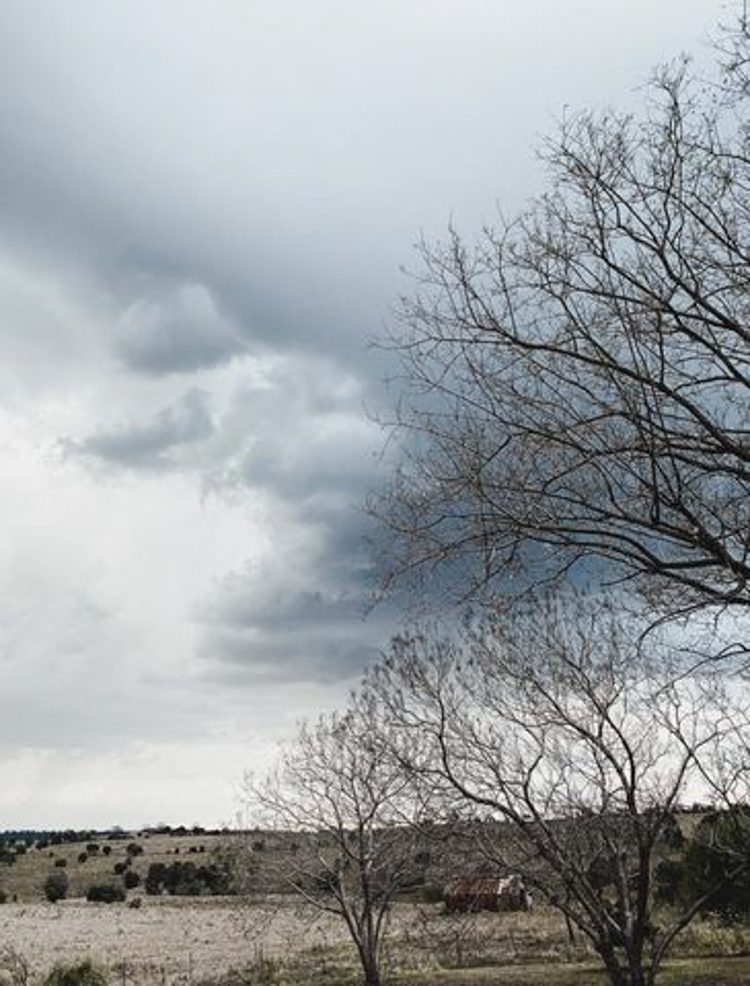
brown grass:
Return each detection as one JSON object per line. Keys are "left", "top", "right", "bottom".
{"left": 0, "top": 833, "right": 226, "bottom": 903}
{"left": 0, "top": 837, "right": 748, "bottom": 986}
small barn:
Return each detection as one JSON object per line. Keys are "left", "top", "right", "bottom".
{"left": 443, "top": 874, "right": 529, "bottom": 913}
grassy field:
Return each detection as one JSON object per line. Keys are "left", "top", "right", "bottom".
{"left": 0, "top": 831, "right": 227, "bottom": 902}
{"left": 0, "top": 831, "right": 748, "bottom": 984}
{"left": 389, "top": 958, "right": 750, "bottom": 985}
{"left": 0, "top": 896, "right": 747, "bottom": 984}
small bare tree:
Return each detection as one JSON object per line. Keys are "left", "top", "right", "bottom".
{"left": 247, "top": 691, "right": 426, "bottom": 986}
{"left": 373, "top": 11, "right": 750, "bottom": 627}
{"left": 367, "top": 599, "right": 750, "bottom": 986}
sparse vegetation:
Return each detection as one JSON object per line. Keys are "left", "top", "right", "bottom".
{"left": 123, "top": 870, "right": 140, "bottom": 890}
{"left": 85, "top": 885, "right": 126, "bottom": 904}
{"left": 41, "top": 958, "right": 108, "bottom": 986}
{"left": 43, "top": 870, "right": 68, "bottom": 903}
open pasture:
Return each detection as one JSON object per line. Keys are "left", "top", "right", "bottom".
{"left": 0, "top": 896, "right": 748, "bottom": 985}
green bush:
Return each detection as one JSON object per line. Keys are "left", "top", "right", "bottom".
{"left": 43, "top": 871, "right": 68, "bottom": 903}
{"left": 655, "top": 808, "right": 750, "bottom": 920}
{"left": 42, "top": 958, "right": 108, "bottom": 986}
{"left": 123, "top": 870, "right": 140, "bottom": 890}
{"left": 144, "top": 860, "right": 229, "bottom": 896}
{"left": 85, "top": 885, "right": 125, "bottom": 904}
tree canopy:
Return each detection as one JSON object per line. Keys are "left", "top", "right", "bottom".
{"left": 375, "top": 17, "right": 750, "bottom": 627}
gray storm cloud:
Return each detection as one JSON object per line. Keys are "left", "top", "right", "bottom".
{"left": 70, "top": 388, "right": 215, "bottom": 470}
{"left": 117, "top": 283, "right": 246, "bottom": 375}
{"left": 0, "top": 0, "right": 721, "bottom": 826}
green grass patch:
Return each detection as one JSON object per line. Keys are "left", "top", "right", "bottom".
{"left": 390, "top": 955, "right": 750, "bottom": 986}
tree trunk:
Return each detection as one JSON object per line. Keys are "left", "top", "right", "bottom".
{"left": 357, "top": 943, "right": 381, "bottom": 986}
{"left": 362, "top": 957, "right": 381, "bottom": 986}
{"left": 598, "top": 947, "right": 626, "bottom": 986}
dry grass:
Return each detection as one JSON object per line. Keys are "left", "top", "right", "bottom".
{"left": 0, "top": 856, "right": 748, "bottom": 986}
{"left": 0, "top": 833, "right": 226, "bottom": 903}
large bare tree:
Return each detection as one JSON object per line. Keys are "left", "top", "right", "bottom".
{"left": 247, "top": 691, "right": 425, "bottom": 986}
{"left": 366, "top": 600, "right": 750, "bottom": 986}
{"left": 373, "top": 13, "right": 750, "bottom": 624}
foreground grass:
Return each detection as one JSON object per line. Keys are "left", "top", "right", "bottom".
{"left": 2, "top": 896, "right": 748, "bottom": 985}
{"left": 392, "top": 956, "right": 750, "bottom": 985}
{"left": 258, "top": 956, "right": 750, "bottom": 986}
{"left": 224, "top": 943, "right": 750, "bottom": 986}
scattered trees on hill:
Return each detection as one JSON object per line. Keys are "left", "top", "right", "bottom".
{"left": 364, "top": 600, "right": 750, "bottom": 986}
{"left": 144, "top": 860, "right": 229, "bottom": 897}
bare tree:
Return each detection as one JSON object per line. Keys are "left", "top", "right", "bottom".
{"left": 366, "top": 599, "right": 750, "bottom": 986}
{"left": 246, "top": 691, "right": 426, "bottom": 986}
{"left": 373, "top": 14, "right": 750, "bottom": 626}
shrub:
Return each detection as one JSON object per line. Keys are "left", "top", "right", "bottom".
{"left": 144, "top": 863, "right": 167, "bottom": 895}
{"left": 113, "top": 861, "right": 129, "bottom": 875}
{"left": 43, "top": 871, "right": 68, "bottom": 903}
{"left": 102, "top": 846, "right": 112, "bottom": 857}
{"left": 54, "top": 858, "right": 67, "bottom": 868}
{"left": 123, "top": 871, "right": 140, "bottom": 890}
{"left": 144, "top": 860, "right": 229, "bottom": 897}
{"left": 85, "top": 844, "right": 99, "bottom": 855}
{"left": 42, "top": 958, "right": 108, "bottom": 986}
{"left": 0, "top": 890, "right": 7, "bottom": 904}
{"left": 125, "top": 843, "right": 143, "bottom": 857}
{"left": 77, "top": 853, "right": 88, "bottom": 865}
{"left": 0, "top": 946, "right": 30, "bottom": 986}
{"left": 86, "top": 884, "right": 126, "bottom": 904}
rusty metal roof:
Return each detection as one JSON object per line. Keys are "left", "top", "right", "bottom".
{"left": 445, "top": 875, "right": 522, "bottom": 898}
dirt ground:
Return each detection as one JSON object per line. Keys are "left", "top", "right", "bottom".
{"left": 0, "top": 896, "right": 349, "bottom": 981}
{"left": 2, "top": 896, "right": 749, "bottom": 985}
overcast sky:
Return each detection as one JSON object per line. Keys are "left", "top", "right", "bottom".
{"left": 0, "top": 0, "right": 724, "bottom": 829}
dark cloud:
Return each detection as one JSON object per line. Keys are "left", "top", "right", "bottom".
{"left": 68, "top": 387, "right": 215, "bottom": 470}
{"left": 197, "top": 574, "right": 392, "bottom": 685}
{"left": 116, "top": 282, "right": 247, "bottom": 375}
